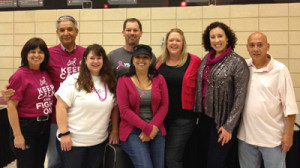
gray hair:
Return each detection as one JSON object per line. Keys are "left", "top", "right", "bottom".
{"left": 56, "top": 15, "right": 78, "bottom": 30}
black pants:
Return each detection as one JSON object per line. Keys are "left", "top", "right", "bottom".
{"left": 9, "top": 117, "right": 50, "bottom": 168}
{"left": 183, "top": 116, "right": 202, "bottom": 168}
{"left": 0, "top": 108, "right": 15, "bottom": 167}
{"left": 57, "top": 139, "right": 108, "bottom": 168}
{"left": 199, "top": 115, "right": 239, "bottom": 168}
{"left": 164, "top": 117, "right": 196, "bottom": 168}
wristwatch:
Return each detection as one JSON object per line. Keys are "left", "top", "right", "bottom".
{"left": 58, "top": 131, "right": 70, "bottom": 138}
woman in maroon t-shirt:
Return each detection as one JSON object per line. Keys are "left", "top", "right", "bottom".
{"left": 7, "top": 38, "right": 54, "bottom": 168}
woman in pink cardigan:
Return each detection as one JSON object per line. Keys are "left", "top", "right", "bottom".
{"left": 117, "top": 44, "right": 168, "bottom": 168}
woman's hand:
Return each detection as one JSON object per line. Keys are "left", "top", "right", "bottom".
{"left": 149, "top": 125, "right": 159, "bottom": 139}
{"left": 217, "top": 126, "right": 232, "bottom": 146}
{"left": 109, "top": 131, "right": 119, "bottom": 145}
{"left": 139, "top": 132, "right": 151, "bottom": 142}
{"left": 60, "top": 135, "right": 72, "bottom": 151}
{"left": 14, "top": 134, "right": 26, "bottom": 150}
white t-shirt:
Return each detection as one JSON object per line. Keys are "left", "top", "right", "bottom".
{"left": 56, "top": 73, "right": 115, "bottom": 147}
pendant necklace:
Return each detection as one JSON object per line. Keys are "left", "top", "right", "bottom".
{"left": 93, "top": 83, "right": 107, "bottom": 101}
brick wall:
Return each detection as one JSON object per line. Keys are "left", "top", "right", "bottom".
{"left": 0, "top": 3, "right": 299, "bottom": 122}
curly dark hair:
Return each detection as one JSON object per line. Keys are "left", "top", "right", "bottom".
{"left": 202, "top": 21, "right": 237, "bottom": 51}
{"left": 20, "top": 37, "right": 49, "bottom": 71}
{"left": 76, "top": 44, "right": 116, "bottom": 95}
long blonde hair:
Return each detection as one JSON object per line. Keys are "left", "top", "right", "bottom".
{"left": 161, "top": 28, "right": 188, "bottom": 67}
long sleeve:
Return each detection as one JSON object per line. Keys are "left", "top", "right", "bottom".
{"left": 223, "top": 57, "right": 250, "bottom": 133}
{"left": 117, "top": 77, "right": 153, "bottom": 136}
{"left": 149, "top": 75, "right": 169, "bottom": 128}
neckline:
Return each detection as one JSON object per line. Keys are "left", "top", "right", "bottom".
{"left": 135, "top": 83, "right": 151, "bottom": 91}
{"left": 93, "top": 83, "right": 107, "bottom": 102}
{"left": 130, "top": 76, "right": 152, "bottom": 90}
{"left": 24, "top": 66, "right": 41, "bottom": 73}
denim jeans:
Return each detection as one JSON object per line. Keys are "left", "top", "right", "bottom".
{"left": 9, "top": 117, "right": 50, "bottom": 168}
{"left": 47, "top": 123, "right": 62, "bottom": 168}
{"left": 56, "top": 139, "right": 107, "bottom": 168}
{"left": 120, "top": 128, "right": 165, "bottom": 168}
{"left": 238, "top": 140, "right": 286, "bottom": 168}
{"left": 164, "top": 117, "right": 195, "bottom": 168}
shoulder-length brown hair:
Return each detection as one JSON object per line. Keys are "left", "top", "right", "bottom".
{"left": 21, "top": 37, "right": 49, "bottom": 71}
{"left": 76, "top": 44, "right": 116, "bottom": 95}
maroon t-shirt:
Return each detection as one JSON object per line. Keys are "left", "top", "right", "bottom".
{"left": 47, "top": 44, "right": 85, "bottom": 123}
{"left": 9, "top": 67, "right": 55, "bottom": 117}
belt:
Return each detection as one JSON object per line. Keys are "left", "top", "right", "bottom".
{"left": 20, "top": 115, "right": 50, "bottom": 122}
{"left": 37, "top": 115, "right": 49, "bottom": 121}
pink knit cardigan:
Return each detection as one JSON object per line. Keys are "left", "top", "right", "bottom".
{"left": 117, "top": 74, "right": 169, "bottom": 141}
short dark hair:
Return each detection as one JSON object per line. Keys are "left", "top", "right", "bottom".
{"left": 20, "top": 37, "right": 49, "bottom": 71}
{"left": 202, "top": 21, "right": 237, "bottom": 51}
{"left": 123, "top": 18, "right": 142, "bottom": 31}
{"left": 77, "top": 44, "right": 116, "bottom": 95}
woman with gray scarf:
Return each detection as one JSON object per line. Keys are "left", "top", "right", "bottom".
{"left": 194, "top": 22, "right": 249, "bottom": 168}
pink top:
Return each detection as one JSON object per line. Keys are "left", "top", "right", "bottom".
{"left": 117, "top": 74, "right": 169, "bottom": 141}
{"left": 237, "top": 56, "right": 299, "bottom": 147}
{"left": 47, "top": 44, "right": 85, "bottom": 123}
{"left": 9, "top": 67, "right": 55, "bottom": 117}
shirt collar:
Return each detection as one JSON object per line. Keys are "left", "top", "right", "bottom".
{"left": 60, "top": 44, "right": 76, "bottom": 52}
{"left": 247, "top": 54, "right": 274, "bottom": 72}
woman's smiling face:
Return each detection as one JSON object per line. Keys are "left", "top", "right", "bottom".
{"left": 209, "top": 27, "right": 228, "bottom": 56}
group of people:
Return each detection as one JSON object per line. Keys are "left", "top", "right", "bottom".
{"left": 1, "top": 14, "right": 298, "bottom": 168}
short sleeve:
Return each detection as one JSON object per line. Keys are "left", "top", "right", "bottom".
{"left": 9, "top": 72, "right": 25, "bottom": 102}
{"left": 55, "top": 75, "right": 76, "bottom": 107}
{"left": 280, "top": 66, "right": 298, "bottom": 116}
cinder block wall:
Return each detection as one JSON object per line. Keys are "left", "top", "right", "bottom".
{"left": 0, "top": 3, "right": 299, "bottom": 123}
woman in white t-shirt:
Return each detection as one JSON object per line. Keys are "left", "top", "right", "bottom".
{"left": 55, "top": 44, "right": 119, "bottom": 168}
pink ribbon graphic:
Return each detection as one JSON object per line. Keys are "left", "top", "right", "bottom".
{"left": 117, "top": 61, "right": 125, "bottom": 69}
